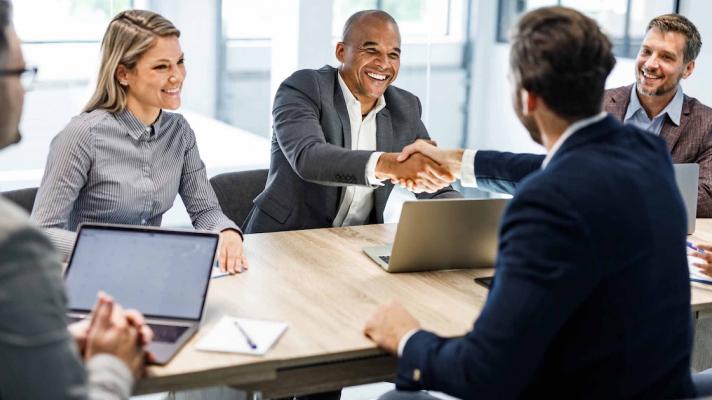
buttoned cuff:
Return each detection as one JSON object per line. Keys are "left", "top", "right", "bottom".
{"left": 460, "top": 149, "right": 477, "bottom": 187}
{"left": 398, "top": 328, "right": 420, "bottom": 357}
{"left": 366, "top": 151, "right": 386, "bottom": 187}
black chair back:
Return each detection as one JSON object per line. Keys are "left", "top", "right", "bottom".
{"left": 210, "top": 169, "right": 268, "bottom": 227}
{"left": 1, "top": 187, "right": 38, "bottom": 214}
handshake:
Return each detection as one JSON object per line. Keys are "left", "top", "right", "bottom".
{"left": 375, "top": 139, "right": 465, "bottom": 193}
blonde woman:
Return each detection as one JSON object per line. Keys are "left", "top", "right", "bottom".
{"left": 31, "top": 10, "right": 247, "bottom": 273}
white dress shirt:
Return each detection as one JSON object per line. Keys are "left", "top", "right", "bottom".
{"left": 332, "top": 72, "right": 386, "bottom": 227}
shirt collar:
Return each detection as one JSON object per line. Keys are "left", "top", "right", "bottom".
{"left": 115, "top": 108, "right": 165, "bottom": 141}
{"left": 624, "top": 84, "right": 683, "bottom": 126}
{"left": 542, "top": 112, "right": 608, "bottom": 169}
{"left": 337, "top": 71, "right": 386, "bottom": 117}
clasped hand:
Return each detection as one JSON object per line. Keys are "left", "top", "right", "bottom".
{"left": 376, "top": 141, "right": 455, "bottom": 193}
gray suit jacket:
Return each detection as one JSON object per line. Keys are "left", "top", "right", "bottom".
{"left": 244, "top": 66, "right": 460, "bottom": 233}
{"left": 605, "top": 85, "right": 712, "bottom": 217}
{"left": 0, "top": 197, "right": 133, "bottom": 399}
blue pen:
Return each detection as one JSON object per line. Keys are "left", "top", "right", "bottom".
{"left": 688, "top": 241, "right": 706, "bottom": 254}
{"left": 234, "top": 320, "right": 258, "bottom": 349}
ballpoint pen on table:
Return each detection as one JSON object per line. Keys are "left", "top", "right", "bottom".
{"left": 688, "top": 242, "right": 706, "bottom": 254}
{"left": 234, "top": 320, "right": 257, "bottom": 349}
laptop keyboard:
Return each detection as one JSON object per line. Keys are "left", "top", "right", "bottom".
{"left": 149, "top": 324, "right": 189, "bottom": 343}
{"left": 68, "top": 316, "right": 188, "bottom": 343}
{"left": 379, "top": 255, "right": 390, "bottom": 264}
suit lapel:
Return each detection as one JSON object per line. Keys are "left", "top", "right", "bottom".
{"left": 333, "top": 72, "right": 352, "bottom": 149}
{"left": 660, "top": 96, "right": 691, "bottom": 153}
{"left": 604, "top": 85, "right": 632, "bottom": 121}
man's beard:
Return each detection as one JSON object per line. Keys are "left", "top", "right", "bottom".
{"left": 514, "top": 91, "right": 542, "bottom": 145}
{"left": 637, "top": 69, "right": 683, "bottom": 97}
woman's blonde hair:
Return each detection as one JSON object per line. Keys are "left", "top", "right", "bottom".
{"left": 84, "top": 10, "right": 180, "bottom": 113}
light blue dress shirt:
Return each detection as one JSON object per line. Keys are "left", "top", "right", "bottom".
{"left": 624, "top": 84, "right": 684, "bottom": 135}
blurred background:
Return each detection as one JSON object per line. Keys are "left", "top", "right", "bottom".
{"left": 4, "top": 0, "right": 711, "bottom": 226}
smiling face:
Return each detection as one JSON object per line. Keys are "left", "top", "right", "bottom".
{"left": 336, "top": 16, "right": 401, "bottom": 113}
{"left": 117, "top": 35, "right": 185, "bottom": 123}
{"left": 635, "top": 27, "right": 694, "bottom": 97}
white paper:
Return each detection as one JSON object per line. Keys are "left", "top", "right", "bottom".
{"left": 195, "top": 316, "right": 288, "bottom": 355}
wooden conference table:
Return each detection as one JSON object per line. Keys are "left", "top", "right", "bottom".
{"left": 135, "top": 220, "right": 712, "bottom": 397}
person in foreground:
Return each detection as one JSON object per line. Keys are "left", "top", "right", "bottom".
{"left": 30, "top": 9, "right": 246, "bottom": 273}
{"left": 365, "top": 6, "right": 694, "bottom": 399}
{"left": 243, "top": 10, "right": 459, "bottom": 235}
{"left": 0, "top": 1, "right": 153, "bottom": 398}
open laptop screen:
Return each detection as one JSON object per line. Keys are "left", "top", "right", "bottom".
{"left": 65, "top": 224, "right": 219, "bottom": 320}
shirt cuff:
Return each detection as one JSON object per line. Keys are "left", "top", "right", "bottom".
{"left": 397, "top": 328, "right": 421, "bottom": 357}
{"left": 86, "top": 353, "right": 134, "bottom": 399}
{"left": 366, "top": 151, "right": 386, "bottom": 186}
{"left": 460, "top": 149, "right": 477, "bottom": 187}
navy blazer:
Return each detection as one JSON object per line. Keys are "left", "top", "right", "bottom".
{"left": 397, "top": 116, "right": 694, "bottom": 399}
{"left": 243, "top": 66, "right": 460, "bottom": 234}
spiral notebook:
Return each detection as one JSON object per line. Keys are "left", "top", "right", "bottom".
{"left": 195, "top": 315, "right": 288, "bottom": 355}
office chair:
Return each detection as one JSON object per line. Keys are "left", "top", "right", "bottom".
{"left": 1, "top": 187, "right": 38, "bottom": 214}
{"left": 210, "top": 169, "right": 268, "bottom": 227}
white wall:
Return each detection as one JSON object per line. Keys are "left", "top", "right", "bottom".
{"left": 466, "top": 0, "right": 710, "bottom": 154}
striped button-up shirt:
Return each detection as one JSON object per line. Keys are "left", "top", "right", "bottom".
{"left": 31, "top": 108, "right": 238, "bottom": 257}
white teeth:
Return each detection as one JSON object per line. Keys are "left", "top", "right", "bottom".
{"left": 163, "top": 88, "right": 179, "bottom": 93}
{"left": 642, "top": 72, "right": 660, "bottom": 79}
{"left": 367, "top": 72, "right": 387, "bottom": 81}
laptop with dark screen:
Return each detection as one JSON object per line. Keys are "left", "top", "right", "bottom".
{"left": 64, "top": 223, "right": 219, "bottom": 364}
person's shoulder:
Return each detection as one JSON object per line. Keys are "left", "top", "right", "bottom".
{"left": 604, "top": 84, "right": 632, "bottom": 97}
{"left": 683, "top": 93, "right": 712, "bottom": 119}
{"left": 285, "top": 66, "right": 336, "bottom": 88}
{"left": 58, "top": 109, "right": 113, "bottom": 142}
{"left": 0, "top": 197, "right": 33, "bottom": 243}
{"left": 384, "top": 84, "right": 418, "bottom": 104}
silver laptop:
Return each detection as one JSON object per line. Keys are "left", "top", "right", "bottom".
{"left": 673, "top": 163, "right": 699, "bottom": 234}
{"left": 64, "top": 223, "right": 219, "bottom": 365}
{"left": 363, "top": 198, "right": 508, "bottom": 272}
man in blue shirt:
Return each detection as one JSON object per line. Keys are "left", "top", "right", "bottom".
{"left": 605, "top": 14, "right": 712, "bottom": 217}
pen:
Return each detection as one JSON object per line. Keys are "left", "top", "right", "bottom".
{"left": 688, "top": 241, "right": 706, "bottom": 254}
{"left": 234, "top": 320, "right": 257, "bottom": 349}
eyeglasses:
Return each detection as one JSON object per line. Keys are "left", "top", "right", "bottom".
{"left": 0, "top": 66, "right": 38, "bottom": 91}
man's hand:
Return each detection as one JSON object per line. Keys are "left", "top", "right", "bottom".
{"left": 375, "top": 152, "right": 454, "bottom": 193}
{"left": 397, "top": 139, "right": 465, "bottom": 182}
{"left": 68, "top": 318, "right": 91, "bottom": 356}
{"left": 364, "top": 300, "right": 421, "bottom": 355}
{"left": 218, "top": 229, "right": 248, "bottom": 274}
{"left": 85, "top": 293, "right": 148, "bottom": 379}
{"left": 689, "top": 243, "right": 712, "bottom": 277}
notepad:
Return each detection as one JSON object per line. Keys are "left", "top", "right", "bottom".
{"left": 195, "top": 316, "right": 288, "bottom": 355}
{"left": 689, "top": 255, "right": 712, "bottom": 284}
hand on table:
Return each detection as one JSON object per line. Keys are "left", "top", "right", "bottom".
{"left": 218, "top": 229, "right": 249, "bottom": 274}
{"left": 364, "top": 300, "right": 421, "bottom": 355}
{"left": 375, "top": 152, "right": 455, "bottom": 193}
{"left": 395, "top": 139, "right": 464, "bottom": 191}
{"left": 689, "top": 243, "right": 712, "bottom": 278}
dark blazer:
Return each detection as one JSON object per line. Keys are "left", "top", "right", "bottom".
{"left": 605, "top": 85, "right": 712, "bottom": 217}
{"left": 397, "top": 116, "right": 694, "bottom": 399}
{"left": 243, "top": 66, "right": 460, "bottom": 233}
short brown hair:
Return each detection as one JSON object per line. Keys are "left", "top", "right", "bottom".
{"left": 509, "top": 7, "right": 616, "bottom": 120}
{"left": 647, "top": 14, "right": 701, "bottom": 63}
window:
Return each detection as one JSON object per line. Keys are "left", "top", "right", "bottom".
{"left": 0, "top": 1, "right": 133, "bottom": 187}
{"left": 496, "top": 0, "right": 676, "bottom": 58}
{"left": 333, "top": 0, "right": 465, "bottom": 41}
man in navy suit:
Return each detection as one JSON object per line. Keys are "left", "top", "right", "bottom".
{"left": 364, "top": 6, "right": 694, "bottom": 399}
